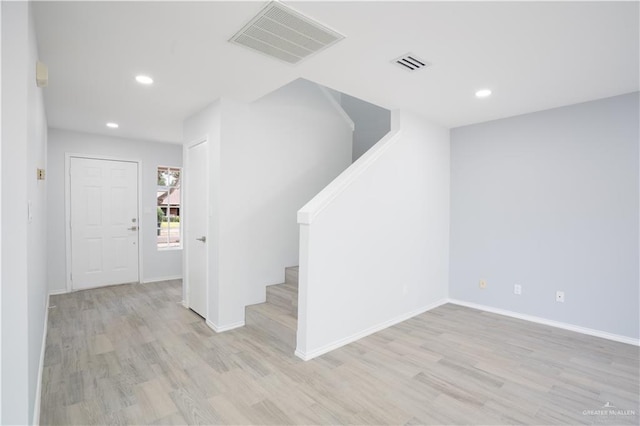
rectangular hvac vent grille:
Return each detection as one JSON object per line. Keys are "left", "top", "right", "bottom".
{"left": 229, "top": 1, "right": 345, "bottom": 64}
{"left": 393, "top": 53, "right": 431, "bottom": 71}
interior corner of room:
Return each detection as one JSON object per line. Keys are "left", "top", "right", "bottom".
{"left": 1, "top": 1, "right": 639, "bottom": 424}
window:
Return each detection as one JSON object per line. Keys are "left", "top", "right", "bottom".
{"left": 157, "top": 166, "right": 181, "bottom": 249}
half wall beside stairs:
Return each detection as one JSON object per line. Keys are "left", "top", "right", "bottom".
{"left": 296, "top": 110, "right": 451, "bottom": 360}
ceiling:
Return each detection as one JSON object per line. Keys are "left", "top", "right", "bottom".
{"left": 33, "top": 1, "right": 639, "bottom": 144}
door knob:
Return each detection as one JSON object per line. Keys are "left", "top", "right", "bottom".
{"left": 196, "top": 236, "right": 206, "bottom": 243}
{"left": 128, "top": 226, "right": 138, "bottom": 231}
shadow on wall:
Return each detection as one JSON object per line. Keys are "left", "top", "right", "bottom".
{"left": 337, "top": 92, "right": 391, "bottom": 162}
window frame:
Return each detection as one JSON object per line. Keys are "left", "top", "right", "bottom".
{"left": 156, "top": 166, "right": 182, "bottom": 250}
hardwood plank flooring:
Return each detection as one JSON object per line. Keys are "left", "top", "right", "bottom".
{"left": 41, "top": 279, "right": 639, "bottom": 425}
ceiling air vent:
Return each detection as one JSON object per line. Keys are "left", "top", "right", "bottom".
{"left": 229, "top": 1, "right": 345, "bottom": 65}
{"left": 392, "top": 53, "right": 431, "bottom": 71}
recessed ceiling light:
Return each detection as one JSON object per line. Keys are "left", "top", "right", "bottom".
{"left": 475, "top": 89, "right": 492, "bottom": 98}
{"left": 106, "top": 122, "right": 119, "bottom": 128}
{"left": 135, "top": 75, "right": 153, "bottom": 85}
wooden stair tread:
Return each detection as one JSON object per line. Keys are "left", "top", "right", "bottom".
{"left": 244, "top": 266, "right": 299, "bottom": 352}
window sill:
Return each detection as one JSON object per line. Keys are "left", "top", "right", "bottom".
{"left": 158, "top": 246, "right": 183, "bottom": 252}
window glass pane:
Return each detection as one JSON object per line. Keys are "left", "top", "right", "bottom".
{"left": 157, "top": 166, "right": 181, "bottom": 249}
{"left": 157, "top": 168, "right": 167, "bottom": 186}
{"left": 169, "top": 169, "right": 180, "bottom": 187}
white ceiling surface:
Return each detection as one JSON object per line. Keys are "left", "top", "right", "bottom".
{"left": 33, "top": 1, "right": 639, "bottom": 143}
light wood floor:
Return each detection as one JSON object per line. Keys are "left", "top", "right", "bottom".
{"left": 41, "top": 277, "right": 639, "bottom": 425}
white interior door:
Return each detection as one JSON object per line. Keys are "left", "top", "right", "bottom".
{"left": 70, "top": 157, "right": 139, "bottom": 290}
{"left": 185, "top": 140, "right": 208, "bottom": 317}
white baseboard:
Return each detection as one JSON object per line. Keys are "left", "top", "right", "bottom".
{"left": 33, "top": 294, "right": 51, "bottom": 425}
{"left": 142, "top": 275, "right": 182, "bottom": 284}
{"left": 48, "top": 289, "right": 67, "bottom": 296}
{"left": 206, "top": 319, "right": 245, "bottom": 333}
{"left": 448, "top": 299, "right": 640, "bottom": 346}
{"left": 295, "top": 298, "right": 449, "bottom": 361}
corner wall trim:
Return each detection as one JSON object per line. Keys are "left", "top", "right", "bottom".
{"left": 33, "top": 294, "right": 51, "bottom": 425}
{"left": 48, "top": 289, "right": 68, "bottom": 296}
{"left": 447, "top": 299, "right": 640, "bottom": 347}
{"left": 295, "top": 298, "right": 449, "bottom": 361}
{"left": 206, "top": 319, "right": 245, "bottom": 333}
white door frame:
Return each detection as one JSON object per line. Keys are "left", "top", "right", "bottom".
{"left": 65, "top": 153, "right": 143, "bottom": 292}
{"left": 183, "top": 135, "right": 209, "bottom": 318}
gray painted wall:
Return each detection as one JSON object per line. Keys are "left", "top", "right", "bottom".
{"left": 47, "top": 129, "right": 183, "bottom": 293}
{"left": 340, "top": 94, "right": 390, "bottom": 162}
{"left": 450, "top": 92, "right": 639, "bottom": 339}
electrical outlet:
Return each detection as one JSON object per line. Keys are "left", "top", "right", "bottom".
{"left": 479, "top": 279, "right": 487, "bottom": 289}
{"left": 514, "top": 284, "right": 522, "bottom": 295}
{"left": 556, "top": 291, "right": 565, "bottom": 303}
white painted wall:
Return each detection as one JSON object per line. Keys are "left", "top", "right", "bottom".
{"left": 450, "top": 92, "right": 639, "bottom": 340}
{"left": 219, "top": 80, "right": 353, "bottom": 326}
{"left": 47, "top": 129, "right": 183, "bottom": 293}
{"left": 1, "top": 2, "right": 48, "bottom": 423}
{"left": 297, "top": 109, "right": 450, "bottom": 360}
{"left": 184, "top": 79, "right": 353, "bottom": 329}
{"left": 340, "top": 93, "right": 391, "bottom": 162}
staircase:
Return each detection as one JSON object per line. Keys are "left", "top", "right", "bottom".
{"left": 245, "top": 266, "right": 298, "bottom": 352}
